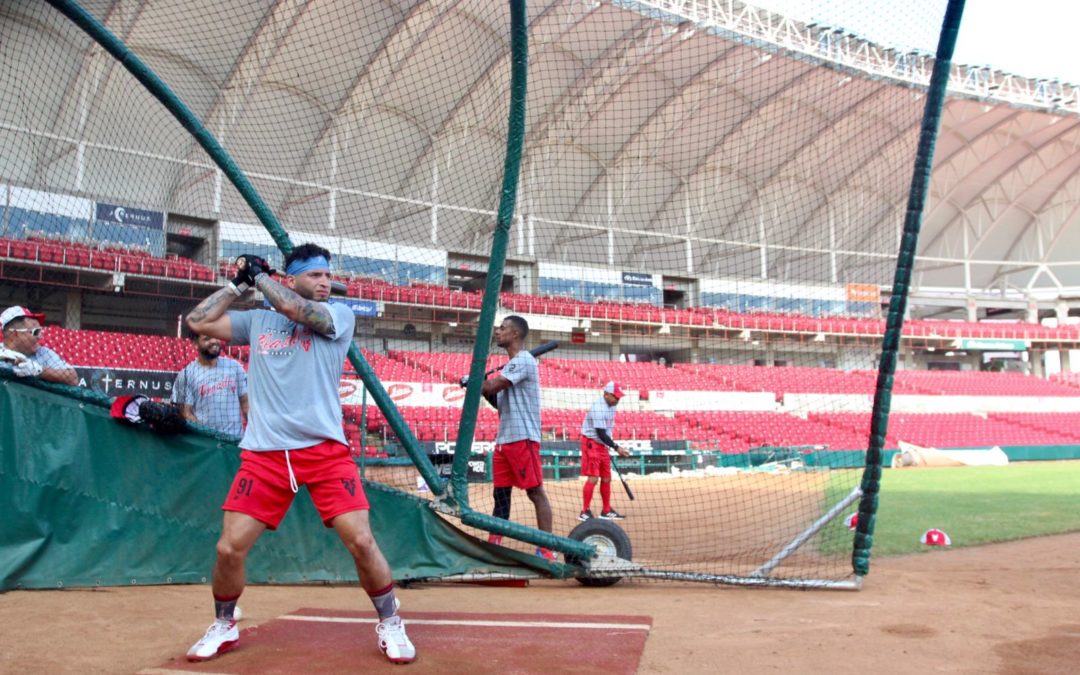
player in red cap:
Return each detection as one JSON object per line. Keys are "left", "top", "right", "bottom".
{"left": 578, "top": 381, "right": 630, "bottom": 520}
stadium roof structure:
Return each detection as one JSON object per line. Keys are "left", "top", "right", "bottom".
{"left": 2, "top": 0, "right": 1079, "bottom": 300}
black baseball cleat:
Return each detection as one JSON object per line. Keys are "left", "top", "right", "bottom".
{"left": 578, "top": 509, "right": 594, "bottom": 521}
{"left": 600, "top": 509, "right": 625, "bottom": 520}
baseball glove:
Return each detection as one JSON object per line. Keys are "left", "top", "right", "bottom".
{"left": 138, "top": 400, "right": 188, "bottom": 435}
{"left": 110, "top": 394, "right": 187, "bottom": 435}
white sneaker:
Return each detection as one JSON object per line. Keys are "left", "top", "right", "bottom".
{"left": 376, "top": 615, "right": 416, "bottom": 664}
{"left": 186, "top": 619, "right": 239, "bottom": 662}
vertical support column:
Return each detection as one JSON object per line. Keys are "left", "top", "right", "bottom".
{"left": 1031, "top": 349, "right": 1045, "bottom": 378}
{"left": 758, "top": 207, "right": 768, "bottom": 279}
{"left": 527, "top": 213, "right": 535, "bottom": 258}
{"left": 329, "top": 128, "right": 339, "bottom": 231}
{"left": 1056, "top": 301, "right": 1072, "bottom": 372}
{"left": 450, "top": 0, "right": 529, "bottom": 506}
{"left": 1025, "top": 299, "right": 1041, "bottom": 378}
{"left": 64, "top": 290, "right": 82, "bottom": 330}
{"left": 429, "top": 322, "right": 447, "bottom": 351}
{"left": 430, "top": 159, "right": 439, "bottom": 243}
{"left": 1026, "top": 299, "right": 1039, "bottom": 325}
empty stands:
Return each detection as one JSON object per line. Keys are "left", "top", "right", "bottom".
{"left": 30, "top": 327, "right": 1080, "bottom": 453}
{"left": 41, "top": 326, "right": 196, "bottom": 371}
{"left": 6, "top": 232, "right": 1079, "bottom": 344}
{"left": 678, "top": 410, "right": 872, "bottom": 452}
{"left": 345, "top": 277, "right": 482, "bottom": 309}
{"left": 0, "top": 235, "right": 214, "bottom": 282}
{"left": 352, "top": 350, "right": 443, "bottom": 382}
{"left": 894, "top": 370, "right": 1079, "bottom": 397}
{"left": 674, "top": 363, "right": 877, "bottom": 395}
{"left": 40, "top": 329, "right": 1080, "bottom": 399}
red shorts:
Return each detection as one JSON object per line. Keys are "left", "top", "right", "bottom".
{"left": 580, "top": 437, "right": 611, "bottom": 478}
{"left": 223, "top": 439, "right": 368, "bottom": 529}
{"left": 492, "top": 439, "right": 543, "bottom": 489}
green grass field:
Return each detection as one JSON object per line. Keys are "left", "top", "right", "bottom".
{"left": 821, "top": 460, "right": 1080, "bottom": 557}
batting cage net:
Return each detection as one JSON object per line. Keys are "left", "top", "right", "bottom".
{"left": 0, "top": 0, "right": 957, "bottom": 587}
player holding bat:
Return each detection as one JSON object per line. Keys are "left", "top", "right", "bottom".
{"left": 458, "top": 339, "right": 559, "bottom": 386}
{"left": 579, "top": 382, "right": 632, "bottom": 521}
{"left": 182, "top": 243, "right": 415, "bottom": 664}
{"left": 477, "top": 316, "right": 557, "bottom": 561}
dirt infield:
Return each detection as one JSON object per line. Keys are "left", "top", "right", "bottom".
{"left": 2, "top": 532, "right": 1077, "bottom": 674}
{"left": 377, "top": 466, "right": 850, "bottom": 578}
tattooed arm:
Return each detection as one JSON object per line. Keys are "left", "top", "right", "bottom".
{"left": 185, "top": 287, "right": 236, "bottom": 341}
{"left": 254, "top": 273, "right": 336, "bottom": 336}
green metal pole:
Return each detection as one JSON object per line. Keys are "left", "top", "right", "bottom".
{"left": 854, "top": 0, "right": 966, "bottom": 577}
{"left": 450, "top": 0, "right": 529, "bottom": 504}
{"left": 359, "top": 385, "right": 368, "bottom": 480}
{"left": 436, "top": 0, "right": 592, "bottom": 559}
{"left": 47, "top": 0, "right": 444, "bottom": 495}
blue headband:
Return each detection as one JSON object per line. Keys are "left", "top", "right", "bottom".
{"left": 286, "top": 256, "right": 330, "bottom": 276}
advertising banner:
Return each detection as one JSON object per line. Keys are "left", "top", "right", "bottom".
{"left": 331, "top": 297, "right": 380, "bottom": 317}
{"left": 94, "top": 202, "right": 165, "bottom": 229}
{"left": 75, "top": 367, "right": 176, "bottom": 398}
{"left": 621, "top": 271, "right": 654, "bottom": 287}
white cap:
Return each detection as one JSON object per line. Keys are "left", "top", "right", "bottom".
{"left": 1, "top": 306, "right": 45, "bottom": 330}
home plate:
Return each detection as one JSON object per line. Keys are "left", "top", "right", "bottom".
{"left": 143, "top": 608, "right": 652, "bottom": 674}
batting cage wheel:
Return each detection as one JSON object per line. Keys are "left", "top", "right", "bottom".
{"left": 566, "top": 519, "right": 632, "bottom": 587}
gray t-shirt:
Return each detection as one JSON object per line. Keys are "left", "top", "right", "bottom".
{"left": 171, "top": 357, "right": 248, "bottom": 437}
{"left": 496, "top": 349, "right": 541, "bottom": 444}
{"left": 227, "top": 303, "right": 354, "bottom": 451}
{"left": 581, "top": 397, "right": 616, "bottom": 441}
{"left": 28, "top": 346, "right": 71, "bottom": 370}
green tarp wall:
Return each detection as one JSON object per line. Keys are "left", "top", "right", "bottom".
{"left": 0, "top": 376, "right": 544, "bottom": 590}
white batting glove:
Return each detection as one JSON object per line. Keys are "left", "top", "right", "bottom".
{"left": 12, "top": 359, "right": 43, "bottom": 378}
{"left": 0, "top": 346, "right": 27, "bottom": 364}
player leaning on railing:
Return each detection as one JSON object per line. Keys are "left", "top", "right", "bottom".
{"left": 0, "top": 305, "right": 78, "bottom": 386}
{"left": 181, "top": 243, "right": 416, "bottom": 665}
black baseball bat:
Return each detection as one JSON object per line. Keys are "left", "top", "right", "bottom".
{"left": 460, "top": 340, "right": 560, "bottom": 386}
{"left": 611, "top": 450, "right": 635, "bottom": 501}
{"left": 483, "top": 340, "right": 560, "bottom": 377}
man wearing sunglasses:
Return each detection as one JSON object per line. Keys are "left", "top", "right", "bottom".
{"left": 0, "top": 306, "right": 77, "bottom": 385}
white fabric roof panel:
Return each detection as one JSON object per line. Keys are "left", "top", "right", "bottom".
{"left": 1, "top": 0, "right": 1077, "bottom": 295}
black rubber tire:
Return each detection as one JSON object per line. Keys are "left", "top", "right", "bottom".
{"left": 566, "top": 518, "right": 633, "bottom": 587}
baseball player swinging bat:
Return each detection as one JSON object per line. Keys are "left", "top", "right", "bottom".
{"left": 458, "top": 340, "right": 560, "bottom": 386}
